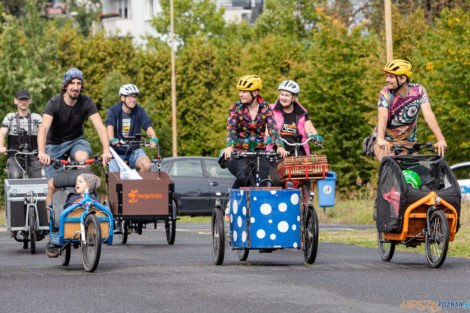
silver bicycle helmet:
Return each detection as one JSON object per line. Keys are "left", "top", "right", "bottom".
{"left": 119, "top": 84, "right": 140, "bottom": 96}
{"left": 278, "top": 80, "right": 300, "bottom": 95}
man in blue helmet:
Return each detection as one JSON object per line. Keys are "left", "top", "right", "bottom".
{"left": 38, "top": 68, "right": 112, "bottom": 205}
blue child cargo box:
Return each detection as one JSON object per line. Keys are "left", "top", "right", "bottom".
{"left": 317, "top": 171, "right": 336, "bottom": 207}
{"left": 230, "top": 189, "right": 301, "bottom": 249}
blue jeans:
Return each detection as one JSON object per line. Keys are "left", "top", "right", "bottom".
{"left": 108, "top": 148, "right": 147, "bottom": 172}
{"left": 44, "top": 136, "right": 92, "bottom": 180}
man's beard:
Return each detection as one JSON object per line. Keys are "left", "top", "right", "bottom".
{"left": 68, "top": 90, "right": 80, "bottom": 100}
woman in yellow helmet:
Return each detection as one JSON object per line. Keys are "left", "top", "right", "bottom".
{"left": 373, "top": 59, "right": 447, "bottom": 161}
{"left": 221, "top": 75, "right": 288, "bottom": 188}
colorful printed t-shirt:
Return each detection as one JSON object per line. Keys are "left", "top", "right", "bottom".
{"left": 375, "top": 83, "right": 429, "bottom": 142}
{"left": 226, "top": 96, "right": 284, "bottom": 151}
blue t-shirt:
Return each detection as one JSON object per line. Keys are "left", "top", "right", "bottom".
{"left": 105, "top": 102, "right": 152, "bottom": 154}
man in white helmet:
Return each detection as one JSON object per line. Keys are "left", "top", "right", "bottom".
{"left": 105, "top": 84, "right": 158, "bottom": 172}
{"left": 267, "top": 80, "right": 323, "bottom": 186}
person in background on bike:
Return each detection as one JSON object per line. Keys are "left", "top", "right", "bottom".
{"left": 0, "top": 90, "right": 42, "bottom": 178}
{"left": 221, "top": 75, "right": 288, "bottom": 188}
{"left": 267, "top": 80, "right": 323, "bottom": 186}
{"left": 374, "top": 59, "right": 446, "bottom": 162}
{"left": 105, "top": 84, "right": 158, "bottom": 173}
{"left": 37, "top": 68, "right": 112, "bottom": 206}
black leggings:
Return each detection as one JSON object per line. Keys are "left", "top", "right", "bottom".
{"left": 228, "top": 155, "right": 270, "bottom": 188}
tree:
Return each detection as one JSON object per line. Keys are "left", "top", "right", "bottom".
{"left": 68, "top": 0, "right": 101, "bottom": 37}
{"left": 151, "top": 0, "right": 226, "bottom": 46}
{"left": 299, "top": 13, "right": 378, "bottom": 194}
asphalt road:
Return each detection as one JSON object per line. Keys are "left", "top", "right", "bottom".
{"left": 1, "top": 223, "right": 469, "bottom": 313}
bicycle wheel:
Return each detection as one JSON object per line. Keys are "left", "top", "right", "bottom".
{"left": 165, "top": 199, "right": 177, "bottom": 245}
{"left": 377, "top": 231, "right": 395, "bottom": 261}
{"left": 81, "top": 214, "right": 102, "bottom": 272}
{"left": 237, "top": 249, "right": 249, "bottom": 261}
{"left": 28, "top": 207, "right": 36, "bottom": 255}
{"left": 303, "top": 207, "right": 319, "bottom": 264}
{"left": 61, "top": 245, "right": 71, "bottom": 266}
{"left": 425, "top": 210, "right": 449, "bottom": 268}
{"left": 211, "top": 207, "right": 225, "bottom": 265}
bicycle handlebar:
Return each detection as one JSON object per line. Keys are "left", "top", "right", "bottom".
{"left": 49, "top": 156, "right": 106, "bottom": 169}
{"left": 231, "top": 150, "right": 280, "bottom": 159}
{"left": 390, "top": 142, "right": 437, "bottom": 155}
{"left": 115, "top": 138, "right": 161, "bottom": 159}
{"left": 5, "top": 149, "right": 38, "bottom": 155}
{"left": 280, "top": 137, "right": 324, "bottom": 149}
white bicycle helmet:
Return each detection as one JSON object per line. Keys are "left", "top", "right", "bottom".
{"left": 278, "top": 80, "right": 300, "bottom": 95}
{"left": 119, "top": 84, "right": 140, "bottom": 96}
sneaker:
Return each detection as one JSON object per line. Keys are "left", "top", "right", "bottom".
{"left": 45, "top": 244, "right": 60, "bottom": 258}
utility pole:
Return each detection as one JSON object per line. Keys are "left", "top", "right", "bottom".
{"left": 170, "top": 0, "right": 177, "bottom": 156}
{"left": 384, "top": 0, "right": 393, "bottom": 61}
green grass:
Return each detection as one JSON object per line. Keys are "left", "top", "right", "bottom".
{"left": 317, "top": 198, "right": 375, "bottom": 225}
{"left": 178, "top": 215, "right": 211, "bottom": 223}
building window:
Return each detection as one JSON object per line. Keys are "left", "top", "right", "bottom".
{"left": 118, "top": 0, "right": 128, "bottom": 19}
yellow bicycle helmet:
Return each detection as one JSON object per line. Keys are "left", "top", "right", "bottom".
{"left": 384, "top": 59, "right": 412, "bottom": 78}
{"left": 237, "top": 75, "right": 262, "bottom": 91}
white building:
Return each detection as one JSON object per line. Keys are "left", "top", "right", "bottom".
{"left": 217, "top": 0, "right": 264, "bottom": 24}
{"left": 99, "top": 0, "right": 263, "bottom": 45}
{"left": 100, "top": 0, "right": 161, "bottom": 45}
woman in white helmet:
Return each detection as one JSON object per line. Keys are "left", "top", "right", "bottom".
{"left": 267, "top": 80, "right": 323, "bottom": 186}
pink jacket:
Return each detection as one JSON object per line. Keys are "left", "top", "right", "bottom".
{"left": 266, "top": 99, "right": 310, "bottom": 156}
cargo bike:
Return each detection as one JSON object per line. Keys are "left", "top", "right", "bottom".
{"left": 48, "top": 158, "right": 114, "bottom": 272}
{"left": 107, "top": 137, "right": 178, "bottom": 245}
{"left": 376, "top": 143, "right": 461, "bottom": 268}
{"left": 211, "top": 137, "right": 331, "bottom": 265}
{"left": 4, "top": 149, "right": 48, "bottom": 254}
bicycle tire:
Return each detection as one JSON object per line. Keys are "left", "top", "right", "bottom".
{"left": 425, "top": 210, "right": 449, "bottom": 268}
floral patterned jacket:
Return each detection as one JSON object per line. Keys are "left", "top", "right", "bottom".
{"left": 225, "top": 96, "right": 284, "bottom": 151}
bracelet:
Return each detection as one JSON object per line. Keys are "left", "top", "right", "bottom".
{"left": 150, "top": 138, "right": 158, "bottom": 144}
{"left": 110, "top": 138, "right": 119, "bottom": 144}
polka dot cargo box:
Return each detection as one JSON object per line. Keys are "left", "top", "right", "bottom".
{"left": 229, "top": 188, "right": 301, "bottom": 249}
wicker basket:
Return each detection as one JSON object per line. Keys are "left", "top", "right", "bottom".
{"left": 277, "top": 154, "right": 329, "bottom": 181}
{"left": 281, "top": 155, "right": 328, "bottom": 166}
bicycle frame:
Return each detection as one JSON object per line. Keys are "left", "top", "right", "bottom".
{"left": 49, "top": 191, "right": 114, "bottom": 246}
